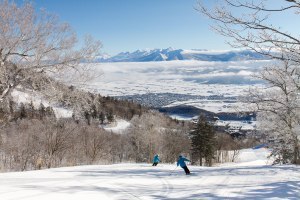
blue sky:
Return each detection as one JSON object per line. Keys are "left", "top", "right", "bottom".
{"left": 18, "top": 0, "right": 227, "bottom": 55}
{"left": 17, "top": 0, "right": 298, "bottom": 56}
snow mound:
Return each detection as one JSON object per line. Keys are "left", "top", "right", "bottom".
{"left": 235, "top": 148, "right": 273, "bottom": 166}
{"left": 101, "top": 119, "right": 131, "bottom": 134}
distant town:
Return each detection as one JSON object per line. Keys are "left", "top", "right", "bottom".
{"left": 115, "top": 92, "right": 237, "bottom": 108}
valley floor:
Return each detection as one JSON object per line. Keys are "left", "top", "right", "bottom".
{"left": 0, "top": 149, "right": 299, "bottom": 200}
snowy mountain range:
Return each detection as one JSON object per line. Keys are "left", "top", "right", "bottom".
{"left": 99, "top": 48, "right": 268, "bottom": 62}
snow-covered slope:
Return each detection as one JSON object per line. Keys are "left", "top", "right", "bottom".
{"left": 11, "top": 89, "right": 73, "bottom": 118}
{"left": 100, "top": 48, "right": 268, "bottom": 62}
{"left": 100, "top": 119, "right": 131, "bottom": 134}
{"left": 0, "top": 148, "right": 299, "bottom": 200}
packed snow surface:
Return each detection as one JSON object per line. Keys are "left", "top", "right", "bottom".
{"left": 0, "top": 148, "right": 299, "bottom": 200}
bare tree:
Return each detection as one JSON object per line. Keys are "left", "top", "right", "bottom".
{"left": 198, "top": 0, "right": 300, "bottom": 164}
{"left": 42, "top": 121, "right": 75, "bottom": 168}
{"left": 197, "top": 0, "right": 300, "bottom": 62}
{"left": 0, "top": 0, "right": 101, "bottom": 102}
{"left": 215, "top": 133, "right": 238, "bottom": 163}
{"left": 252, "top": 60, "right": 300, "bottom": 164}
{"left": 81, "top": 127, "right": 109, "bottom": 164}
{"left": 162, "top": 128, "right": 190, "bottom": 163}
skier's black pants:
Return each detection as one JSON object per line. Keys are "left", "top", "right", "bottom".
{"left": 182, "top": 166, "right": 190, "bottom": 175}
{"left": 152, "top": 162, "right": 158, "bottom": 166}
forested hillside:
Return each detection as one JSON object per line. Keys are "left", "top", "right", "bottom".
{"left": 0, "top": 71, "right": 193, "bottom": 171}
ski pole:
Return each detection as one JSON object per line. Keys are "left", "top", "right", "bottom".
{"left": 169, "top": 166, "right": 178, "bottom": 175}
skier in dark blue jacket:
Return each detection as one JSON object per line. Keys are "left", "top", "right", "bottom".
{"left": 177, "top": 155, "right": 190, "bottom": 175}
{"left": 152, "top": 154, "right": 160, "bottom": 166}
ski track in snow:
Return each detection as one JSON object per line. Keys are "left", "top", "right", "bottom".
{"left": 1, "top": 164, "right": 299, "bottom": 200}
{"left": 0, "top": 149, "right": 300, "bottom": 200}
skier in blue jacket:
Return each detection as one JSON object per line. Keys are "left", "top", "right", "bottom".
{"left": 177, "top": 155, "right": 190, "bottom": 175}
{"left": 152, "top": 154, "right": 160, "bottom": 166}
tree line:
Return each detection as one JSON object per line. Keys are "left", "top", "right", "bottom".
{"left": 0, "top": 107, "right": 256, "bottom": 172}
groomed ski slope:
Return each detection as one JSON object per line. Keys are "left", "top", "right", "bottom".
{"left": 0, "top": 148, "right": 299, "bottom": 200}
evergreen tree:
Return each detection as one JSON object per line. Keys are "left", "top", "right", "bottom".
{"left": 90, "top": 104, "right": 97, "bottom": 119}
{"left": 19, "top": 103, "right": 27, "bottom": 119}
{"left": 84, "top": 110, "right": 91, "bottom": 125}
{"left": 107, "top": 110, "right": 114, "bottom": 123}
{"left": 28, "top": 101, "right": 35, "bottom": 118}
{"left": 45, "top": 107, "right": 55, "bottom": 118}
{"left": 38, "top": 103, "right": 46, "bottom": 119}
{"left": 190, "top": 115, "right": 216, "bottom": 166}
{"left": 9, "top": 100, "right": 15, "bottom": 114}
{"left": 99, "top": 112, "right": 105, "bottom": 124}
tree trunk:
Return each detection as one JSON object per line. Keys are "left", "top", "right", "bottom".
{"left": 294, "top": 140, "right": 300, "bottom": 165}
{"left": 0, "top": 85, "right": 13, "bottom": 102}
{"left": 199, "top": 153, "right": 203, "bottom": 166}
